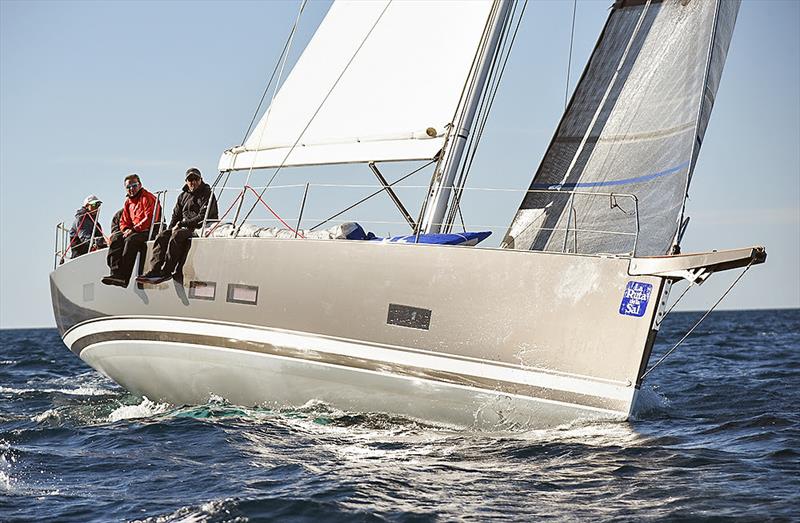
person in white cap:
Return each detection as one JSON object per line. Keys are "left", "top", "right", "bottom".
{"left": 68, "top": 194, "right": 107, "bottom": 259}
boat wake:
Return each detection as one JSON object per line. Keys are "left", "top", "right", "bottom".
{"left": 107, "top": 398, "right": 171, "bottom": 423}
{"left": 630, "top": 384, "right": 671, "bottom": 419}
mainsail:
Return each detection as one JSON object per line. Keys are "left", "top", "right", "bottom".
{"left": 218, "top": 0, "right": 495, "bottom": 172}
{"left": 503, "top": 0, "right": 740, "bottom": 256}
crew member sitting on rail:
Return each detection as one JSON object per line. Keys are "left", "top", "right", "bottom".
{"left": 69, "top": 194, "right": 106, "bottom": 259}
{"left": 110, "top": 208, "right": 123, "bottom": 235}
{"left": 137, "top": 167, "right": 218, "bottom": 284}
{"left": 106, "top": 208, "right": 124, "bottom": 270}
{"left": 102, "top": 174, "right": 162, "bottom": 287}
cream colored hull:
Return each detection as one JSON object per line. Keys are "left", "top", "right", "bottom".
{"left": 51, "top": 237, "right": 665, "bottom": 428}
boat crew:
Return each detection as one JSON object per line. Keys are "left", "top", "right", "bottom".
{"left": 68, "top": 194, "right": 106, "bottom": 259}
{"left": 101, "top": 174, "right": 161, "bottom": 287}
{"left": 137, "top": 167, "right": 218, "bottom": 284}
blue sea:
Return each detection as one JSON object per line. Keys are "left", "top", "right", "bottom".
{"left": 1, "top": 309, "right": 798, "bottom": 522}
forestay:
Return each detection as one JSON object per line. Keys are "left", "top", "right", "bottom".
{"left": 219, "top": 0, "right": 494, "bottom": 172}
{"left": 503, "top": 0, "right": 740, "bottom": 256}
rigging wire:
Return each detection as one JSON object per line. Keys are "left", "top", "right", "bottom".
{"left": 564, "top": 0, "right": 577, "bottom": 110}
{"left": 444, "top": 0, "right": 516, "bottom": 232}
{"left": 445, "top": 0, "right": 529, "bottom": 233}
{"left": 641, "top": 260, "right": 756, "bottom": 381}
{"left": 235, "top": 1, "right": 392, "bottom": 234}
{"left": 658, "top": 280, "right": 694, "bottom": 321}
{"left": 234, "top": 0, "right": 308, "bottom": 228}
{"left": 309, "top": 159, "right": 435, "bottom": 231}
{"left": 420, "top": 0, "right": 498, "bottom": 230}
{"left": 444, "top": 2, "right": 515, "bottom": 232}
{"left": 244, "top": 0, "right": 308, "bottom": 182}
{"left": 240, "top": 16, "right": 298, "bottom": 144}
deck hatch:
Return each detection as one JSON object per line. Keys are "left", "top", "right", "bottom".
{"left": 387, "top": 303, "right": 431, "bottom": 330}
{"left": 226, "top": 284, "right": 258, "bottom": 305}
{"left": 189, "top": 281, "right": 216, "bottom": 301}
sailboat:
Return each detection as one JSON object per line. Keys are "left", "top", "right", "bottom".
{"left": 50, "top": 0, "right": 765, "bottom": 428}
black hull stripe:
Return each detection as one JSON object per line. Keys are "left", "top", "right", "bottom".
{"left": 72, "top": 330, "right": 630, "bottom": 413}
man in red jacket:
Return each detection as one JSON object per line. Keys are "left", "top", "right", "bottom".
{"left": 101, "top": 174, "right": 162, "bottom": 287}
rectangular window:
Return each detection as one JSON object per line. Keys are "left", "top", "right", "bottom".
{"left": 387, "top": 303, "right": 431, "bottom": 330}
{"left": 227, "top": 284, "right": 258, "bottom": 305}
{"left": 188, "top": 281, "right": 216, "bottom": 301}
{"left": 83, "top": 283, "right": 94, "bottom": 302}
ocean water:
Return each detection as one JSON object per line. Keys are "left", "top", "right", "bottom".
{"left": 1, "top": 309, "right": 798, "bottom": 522}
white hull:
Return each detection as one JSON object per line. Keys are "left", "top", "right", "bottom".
{"left": 50, "top": 237, "right": 762, "bottom": 428}
{"left": 66, "top": 316, "right": 632, "bottom": 428}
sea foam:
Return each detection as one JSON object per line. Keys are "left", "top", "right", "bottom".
{"left": 108, "top": 398, "right": 171, "bottom": 422}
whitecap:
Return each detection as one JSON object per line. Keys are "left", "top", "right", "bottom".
{"left": 0, "top": 470, "right": 13, "bottom": 492}
{"left": 31, "top": 408, "right": 61, "bottom": 424}
{"left": 0, "top": 385, "right": 113, "bottom": 396}
{"left": 0, "top": 386, "right": 35, "bottom": 394}
{"left": 0, "top": 450, "right": 17, "bottom": 493}
{"left": 130, "top": 498, "right": 237, "bottom": 523}
{"left": 61, "top": 386, "right": 112, "bottom": 396}
{"left": 107, "top": 397, "right": 171, "bottom": 422}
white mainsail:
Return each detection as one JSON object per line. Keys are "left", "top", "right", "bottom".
{"left": 218, "top": 0, "right": 494, "bottom": 172}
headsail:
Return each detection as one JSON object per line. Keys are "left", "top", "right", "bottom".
{"left": 219, "top": 0, "right": 495, "bottom": 172}
{"left": 503, "top": 0, "right": 740, "bottom": 256}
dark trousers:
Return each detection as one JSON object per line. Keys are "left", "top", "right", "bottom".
{"left": 150, "top": 227, "right": 193, "bottom": 275}
{"left": 72, "top": 238, "right": 107, "bottom": 259}
{"left": 107, "top": 231, "right": 149, "bottom": 281}
{"left": 71, "top": 242, "right": 89, "bottom": 259}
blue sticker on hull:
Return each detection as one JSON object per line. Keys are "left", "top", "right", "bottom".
{"left": 619, "top": 281, "right": 652, "bottom": 317}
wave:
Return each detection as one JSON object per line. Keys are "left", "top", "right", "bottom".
{"left": 630, "top": 384, "right": 671, "bottom": 419}
{"left": 0, "top": 385, "right": 114, "bottom": 396}
{"left": 107, "top": 398, "right": 171, "bottom": 423}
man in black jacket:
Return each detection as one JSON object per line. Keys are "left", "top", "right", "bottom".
{"left": 137, "top": 167, "right": 218, "bottom": 284}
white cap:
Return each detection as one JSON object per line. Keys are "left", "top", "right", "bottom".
{"left": 83, "top": 194, "right": 102, "bottom": 206}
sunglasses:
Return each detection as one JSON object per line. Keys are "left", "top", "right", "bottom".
{"left": 126, "top": 182, "right": 140, "bottom": 189}
{"left": 88, "top": 202, "right": 101, "bottom": 208}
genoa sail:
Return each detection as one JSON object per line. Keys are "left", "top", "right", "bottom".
{"left": 218, "top": 0, "right": 495, "bottom": 172}
{"left": 502, "top": 0, "right": 740, "bottom": 256}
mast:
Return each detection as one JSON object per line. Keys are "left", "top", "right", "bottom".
{"left": 420, "top": 0, "right": 513, "bottom": 233}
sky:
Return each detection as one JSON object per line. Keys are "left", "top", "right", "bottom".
{"left": 1, "top": 0, "right": 798, "bottom": 328}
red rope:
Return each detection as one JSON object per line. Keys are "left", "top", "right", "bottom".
{"left": 245, "top": 185, "right": 304, "bottom": 238}
{"left": 88, "top": 212, "right": 111, "bottom": 246}
{"left": 204, "top": 189, "right": 245, "bottom": 237}
{"left": 62, "top": 211, "right": 110, "bottom": 261}
{"left": 62, "top": 213, "right": 89, "bottom": 260}
{"left": 203, "top": 186, "right": 304, "bottom": 238}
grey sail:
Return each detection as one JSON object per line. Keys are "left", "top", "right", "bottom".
{"left": 502, "top": 0, "right": 740, "bottom": 256}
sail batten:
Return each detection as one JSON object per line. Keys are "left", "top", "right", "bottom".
{"left": 503, "top": 0, "right": 740, "bottom": 257}
{"left": 219, "top": 0, "right": 495, "bottom": 172}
